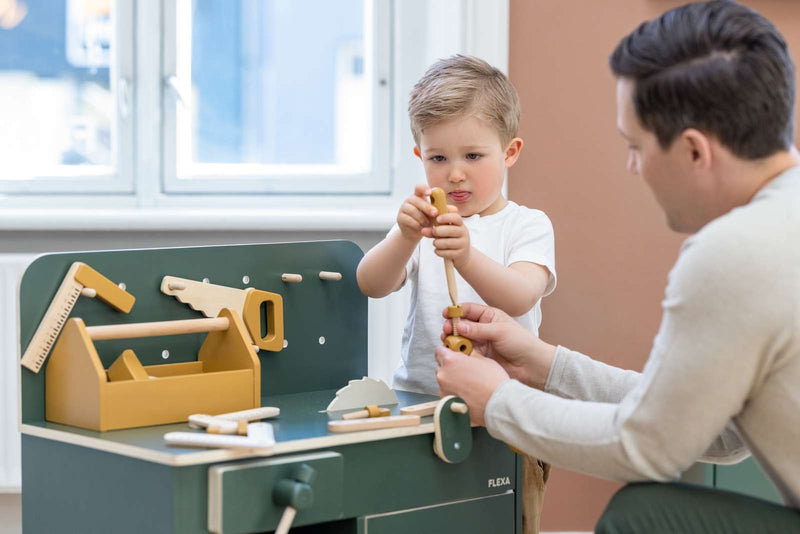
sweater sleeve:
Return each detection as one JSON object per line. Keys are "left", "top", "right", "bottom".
{"left": 485, "top": 228, "right": 768, "bottom": 481}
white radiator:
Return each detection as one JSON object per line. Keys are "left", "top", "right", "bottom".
{"left": 0, "top": 254, "right": 35, "bottom": 493}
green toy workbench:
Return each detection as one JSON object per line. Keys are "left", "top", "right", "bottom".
{"left": 18, "top": 241, "right": 522, "bottom": 533}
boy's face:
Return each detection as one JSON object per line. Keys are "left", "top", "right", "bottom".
{"left": 416, "top": 115, "right": 522, "bottom": 217}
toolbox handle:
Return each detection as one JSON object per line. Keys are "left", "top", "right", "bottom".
{"left": 85, "top": 317, "right": 230, "bottom": 340}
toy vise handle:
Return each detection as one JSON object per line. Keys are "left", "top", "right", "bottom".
{"left": 85, "top": 317, "right": 230, "bottom": 340}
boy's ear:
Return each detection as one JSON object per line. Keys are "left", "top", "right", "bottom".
{"left": 413, "top": 146, "right": 422, "bottom": 160}
{"left": 504, "top": 138, "right": 524, "bottom": 167}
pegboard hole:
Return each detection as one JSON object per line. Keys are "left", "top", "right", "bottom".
{"left": 283, "top": 339, "right": 289, "bottom": 349}
{"left": 161, "top": 350, "right": 170, "bottom": 360}
{"left": 318, "top": 336, "right": 326, "bottom": 345}
{"left": 118, "top": 282, "right": 126, "bottom": 290}
{"left": 202, "top": 278, "right": 210, "bottom": 284}
{"left": 242, "top": 275, "right": 250, "bottom": 284}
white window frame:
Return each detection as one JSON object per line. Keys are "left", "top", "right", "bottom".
{"left": 0, "top": 0, "right": 509, "bottom": 232}
{"left": 0, "top": 0, "right": 135, "bottom": 195}
{"left": 161, "top": 0, "right": 393, "bottom": 195}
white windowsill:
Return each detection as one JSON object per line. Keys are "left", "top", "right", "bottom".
{"left": 0, "top": 207, "right": 396, "bottom": 232}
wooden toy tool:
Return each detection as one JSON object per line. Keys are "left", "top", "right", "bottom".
{"left": 188, "top": 406, "right": 281, "bottom": 435}
{"left": 327, "top": 414, "right": 420, "bottom": 433}
{"left": 165, "top": 422, "right": 275, "bottom": 450}
{"left": 161, "top": 275, "right": 284, "bottom": 351}
{"left": 20, "top": 262, "right": 135, "bottom": 373}
{"left": 401, "top": 399, "right": 467, "bottom": 417}
{"left": 341, "top": 405, "right": 390, "bottom": 420}
{"left": 429, "top": 188, "right": 473, "bottom": 355}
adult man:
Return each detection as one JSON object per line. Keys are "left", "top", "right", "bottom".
{"left": 435, "top": 1, "right": 800, "bottom": 531}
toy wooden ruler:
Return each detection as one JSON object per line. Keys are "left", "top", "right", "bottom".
{"left": 20, "top": 261, "right": 135, "bottom": 373}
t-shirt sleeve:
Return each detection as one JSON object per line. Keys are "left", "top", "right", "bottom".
{"left": 506, "top": 208, "right": 557, "bottom": 296}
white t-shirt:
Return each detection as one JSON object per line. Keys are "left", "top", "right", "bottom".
{"left": 392, "top": 200, "right": 557, "bottom": 394}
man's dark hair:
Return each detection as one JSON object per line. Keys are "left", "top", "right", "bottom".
{"left": 610, "top": 0, "right": 795, "bottom": 159}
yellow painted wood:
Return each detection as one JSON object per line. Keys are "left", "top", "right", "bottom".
{"left": 106, "top": 350, "right": 149, "bottom": 381}
{"left": 45, "top": 318, "right": 105, "bottom": 430}
{"left": 74, "top": 263, "right": 135, "bottom": 313}
{"left": 44, "top": 308, "right": 260, "bottom": 431}
{"left": 445, "top": 335, "right": 473, "bottom": 355}
{"left": 242, "top": 289, "right": 284, "bottom": 351}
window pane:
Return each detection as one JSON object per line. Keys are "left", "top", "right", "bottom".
{"left": 0, "top": 0, "right": 115, "bottom": 179}
{"left": 178, "top": 0, "right": 370, "bottom": 175}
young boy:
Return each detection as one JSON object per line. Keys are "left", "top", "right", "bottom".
{"left": 357, "top": 54, "right": 556, "bottom": 395}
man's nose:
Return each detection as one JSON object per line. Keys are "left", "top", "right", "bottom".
{"left": 626, "top": 152, "right": 639, "bottom": 175}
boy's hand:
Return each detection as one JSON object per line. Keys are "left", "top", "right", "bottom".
{"left": 422, "top": 206, "right": 471, "bottom": 268}
{"left": 397, "top": 184, "right": 439, "bottom": 241}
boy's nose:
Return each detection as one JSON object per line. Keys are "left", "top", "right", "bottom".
{"left": 448, "top": 167, "right": 466, "bottom": 182}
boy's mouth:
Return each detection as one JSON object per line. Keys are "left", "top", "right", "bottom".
{"left": 448, "top": 190, "right": 471, "bottom": 203}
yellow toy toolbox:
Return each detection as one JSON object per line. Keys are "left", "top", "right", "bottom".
{"left": 45, "top": 308, "right": 261, "bottom": 431}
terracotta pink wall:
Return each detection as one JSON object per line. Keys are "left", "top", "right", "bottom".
{"left": 508, "top": 1, "right": 800, "bottom": 531}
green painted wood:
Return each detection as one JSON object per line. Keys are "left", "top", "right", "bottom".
{"left": 19, "top": 241, "right": 367, "bottom": 424}
{"left": 362, "top": 492, "right": 515, "bottom": 534}
{"left": 211, "top": 452, "right": 344, "bottom": 533}
{"left": 715, "top": 458, "right": 782, "bottom": 504}
{"left": 19, "top": 242, "right": 523, "bottom": 533}
{"left": 435, "top": 396, "right": 472, "bottom": 463}
{"left": 24, "top": 427, "right": 518, "bottom": 533}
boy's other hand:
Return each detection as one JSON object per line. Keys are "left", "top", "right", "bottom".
{"left": 423, "top": 205, "right": 471, "bottom": 268}
{"left": 397, "top": 184, "right": 438, "bottom": 241}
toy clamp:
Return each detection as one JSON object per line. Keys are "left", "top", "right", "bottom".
{"left": 433, "top": 395, "right": 472, "bottom": 463}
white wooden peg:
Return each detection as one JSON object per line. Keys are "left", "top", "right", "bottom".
{"left": 167, "top": 281, "right": 186, "bottom": 291}
{"left": 450, "top": 402, "right": 468, "bottom": 414}
{"left": 80, "top": 288, "right": 97, "bottom": 298}
{"left": 281, "top": 273, "right": 302, "bottom": 283}
{"left": 319, "top": 271, "right": 342, "bottom": 281}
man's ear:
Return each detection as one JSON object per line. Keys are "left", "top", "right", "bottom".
{"left": 681, "top": 129, "right": 712, "bottom": 170}
{"left": 413, "top": 146, "right": 422, "bottom": 160}
{"left": 504, "top": 138, "right": 524, "bottom": 167}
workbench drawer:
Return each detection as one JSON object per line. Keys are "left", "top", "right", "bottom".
{"left": 208, "top": 451, "right": 344, "bottom": 534}
{"left": 363, "top": 491, "right": 515, "bottom": 533}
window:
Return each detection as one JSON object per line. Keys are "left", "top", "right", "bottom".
{"left": 0, "top": 0, "right": 508, "bottom": 229}
{"left": 0, "top": 0, "right": 133, "bottom": 193}
{"left": 163, "top": 0, "right": 391, "bottom": 193}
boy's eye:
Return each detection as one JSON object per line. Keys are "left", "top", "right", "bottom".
{"left": 466, "top": 153, "right": 482, "bottom": 160}
{"left": 430, "top": 155, "right": 446, "bottom": 162}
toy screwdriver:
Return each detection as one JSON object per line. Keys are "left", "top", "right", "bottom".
{"left": 429, "top": 187, "right": 472, "bottom": 355}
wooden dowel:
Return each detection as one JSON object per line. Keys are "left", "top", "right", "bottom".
{"left": 80, "top": 288, "right": 97, "bottom": 298}
{"left": 281, "top": 273, "right": 302, "bottom": 283}
{"left": 86, "top": 317, "right": 230, "bottom": 341}
{"left": 319, "top": 271, "right": 342, "bottom": 281}
{"left": 450, "top": 402, "right": 468, "bottom": 414}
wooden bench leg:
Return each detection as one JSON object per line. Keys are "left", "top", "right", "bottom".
{"left": 522, "top": 455, "right": 551, "bottom": 534}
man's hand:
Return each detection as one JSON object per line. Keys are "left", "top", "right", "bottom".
{"left": 435, "top": 347, "right": 509, "bottom": 426}
{"left": 397, "top": 184, "right": 439, "bottom": 242}
{"left": 441, "top": 302, "right": 556, "bottom": 390}
{"left": 422, "top": 206, "right": 471, "bottom": 269}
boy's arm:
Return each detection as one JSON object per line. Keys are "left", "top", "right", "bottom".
{"left": 359, "top": 184, "right": 440, "bottom": 298}
{"left": 457, "top": 250, "right": 550, "bottom": 317}
{"left": 356, "top": 227, "right": 419, "bottom": 298}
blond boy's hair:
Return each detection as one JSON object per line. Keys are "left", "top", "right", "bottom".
{"left": 408, "top": 54, "right": 520, "bottom": 147}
